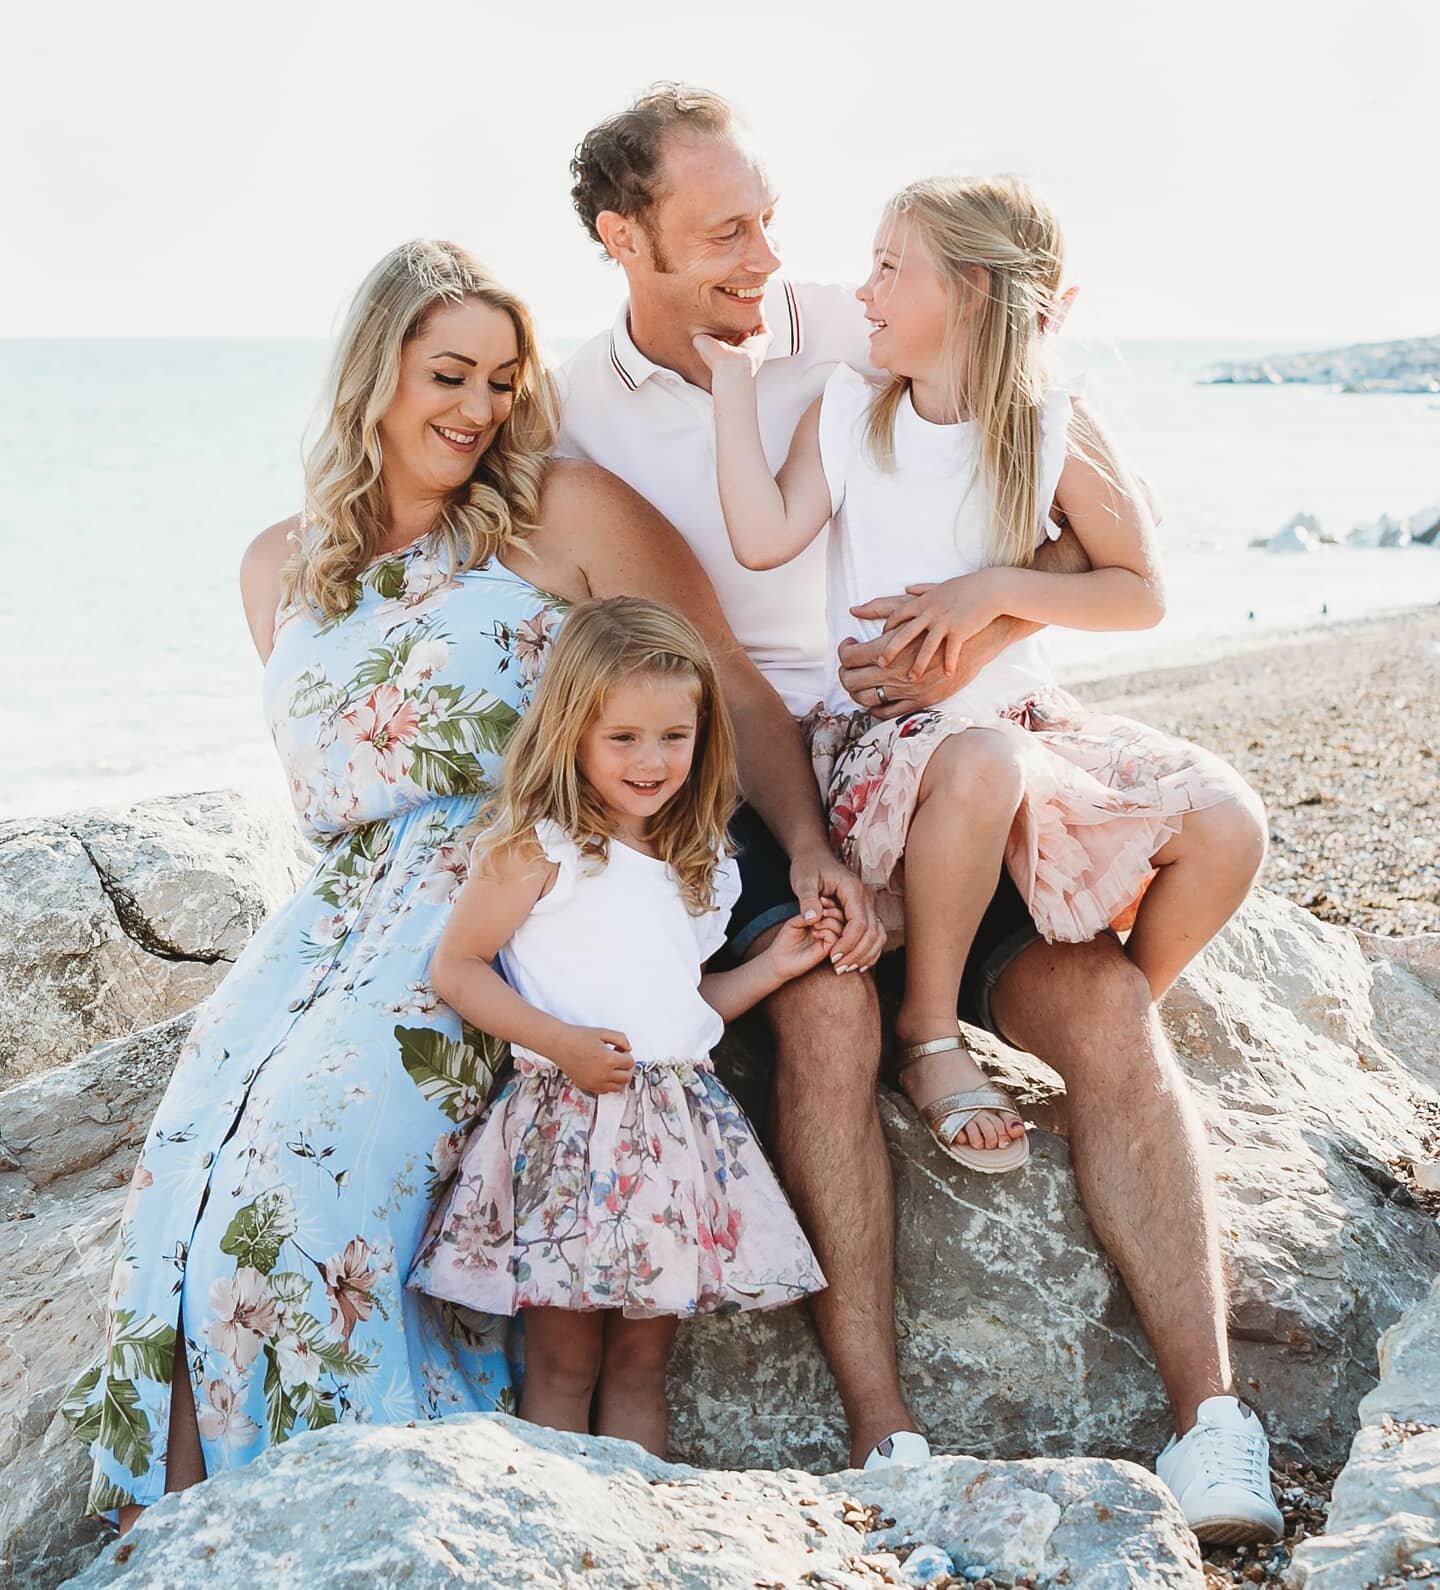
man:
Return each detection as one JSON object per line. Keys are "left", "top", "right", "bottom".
{"left": 555, "top": 84, "right": 1283, "bottom": 1544}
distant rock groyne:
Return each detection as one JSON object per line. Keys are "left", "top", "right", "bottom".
{"left": 1203, "top": 334, "right": 1440, "bottom": 394}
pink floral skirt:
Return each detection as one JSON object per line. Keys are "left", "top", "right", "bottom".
{"left": 805, "top": 686, "right": 1243, "bottom": 942}
{"left": 407, "top": 1056, "right": 825, "bottom": 1320}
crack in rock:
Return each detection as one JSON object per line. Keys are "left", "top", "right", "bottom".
{"left": 71, "top": 832, "right": 232, "bottom": 967}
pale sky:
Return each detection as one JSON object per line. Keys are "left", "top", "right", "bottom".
{"left": 4, "top": 0, "right": 1434, "bottom": 345}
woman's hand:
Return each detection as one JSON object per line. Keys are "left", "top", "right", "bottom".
{"left": 788, "top": 844, "right": 885, "bottom": 972}
{"left": 873, "top": 571, "right": 1005, "bottom": 678}
{"left": 762, "top": 901, "right": 845, "bottom": 983}
{"left": 550, "top": 1026, "right": 635, "bottom": 1095}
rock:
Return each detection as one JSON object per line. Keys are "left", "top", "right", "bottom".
{"left": 62, "top": 1414, "right": 1203, "bottom": 1588}
{"left": 0, "top": 1017, "right": 191, "bottom": 1587}
{"left": 900, "top": 1542, "right": 956, "bottom": 1584}
{"left": 1264, "top": 522, "right": 1324, "bottom": 554}
{"left": 672, "top": 890, "right": 1440, "bottom": 1474}
{"left": 1288, "top": 1277, "right": 1440, "bottom": 1586}
{"left": 1347, "top": 514, "right": 1411, "bottom": 549}
{"left": 1411, "top": 505, "right": 1440, "bottom": 546}
{"left": 1200, "top": 334, "right": 1440, "bottom": 391}
{"left": 0, "top": 790, "right": 312, "bottom": 1086}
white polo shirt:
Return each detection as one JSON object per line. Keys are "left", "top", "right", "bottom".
{"left": 556, "top": 279, "right": 872, "bottom": 716}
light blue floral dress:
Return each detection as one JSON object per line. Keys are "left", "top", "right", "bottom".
{"left": 63, "top": 538, "right": 564, "bottom": 1517}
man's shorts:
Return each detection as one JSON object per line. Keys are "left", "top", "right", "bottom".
{"left": 725, "top": 804, "right": 1040, "bottom": 1042}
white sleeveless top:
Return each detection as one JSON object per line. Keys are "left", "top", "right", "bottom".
{"left": 496, "top": 820, "right": 742, "bottom": 1067}
{"left": 815, "top": 365, "right": 1073, "bottom": 717}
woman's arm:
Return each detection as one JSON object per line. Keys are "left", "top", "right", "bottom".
{"left": 432, "top": 843, "right": 635, "bottom": 1095}
{"left": 539, "top": 460, "right": 884, "bottom": 970}
{"left": 238, "top": 515, "right": 300, "bottom": 663}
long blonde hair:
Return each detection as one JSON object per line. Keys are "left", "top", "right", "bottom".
{"left": 865, "top": 175, "right": 1064, "bottom": 568}
{"left": 289, "top": 239, "right": 558, "bottom": 620}
{"left": 479, "top": 597, "right": 738, "bottom": 915}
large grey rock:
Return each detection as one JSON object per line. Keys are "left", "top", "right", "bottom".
{"left": 0, "top": 790, "right": 311, "bottom": 1085}
{"left": 672, "top": 893, "right": 1440, "bottom": 1473}
{"left": 1289, "top": 1275, "right": 1440, "bottom": 1587}
{"left": 62, "top": 1414, "right": 1204, "bottom": 1588}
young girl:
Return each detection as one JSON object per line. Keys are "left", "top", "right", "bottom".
{"left": 407, "top": 596, "right": 829, "bottom": 1456}
{"left": 695, "top": 175, "right": 1265, "bottom": 1175}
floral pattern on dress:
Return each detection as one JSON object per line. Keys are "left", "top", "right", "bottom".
{"left": 62, "top": 542, "right": 566, "bottom": 1519}
{"left": 805, "top": 684, "right": 1242, "bottom": 944}
{"left": 409, "top": 1056, "right": 825, "bottom": 1319}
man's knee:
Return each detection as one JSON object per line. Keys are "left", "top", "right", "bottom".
{"left": 994, "top": 936, "right": 1157, "bottom": 1078}
{"left": 766, "top": 961, "right": 882, "bottom": 1090}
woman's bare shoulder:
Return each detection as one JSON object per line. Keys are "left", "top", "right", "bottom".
{"left": 240, "top": 514, "right": 302, "bottom": 660}
{"left": 538, "top": 456, "right": 645, "bottom": 518}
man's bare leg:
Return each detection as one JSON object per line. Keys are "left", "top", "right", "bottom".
{"left": 749, "top": 927, "right": 917, "bottom": 1465}
{"left": 990, "top": 935, "right": 1231, "bottom": 1436}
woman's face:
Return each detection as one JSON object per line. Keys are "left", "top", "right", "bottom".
{"left": 855, "top": 212, "right": 951, "bottom": 380}
{"left": 377, "top": 297, "right": 520, "bottom": 499}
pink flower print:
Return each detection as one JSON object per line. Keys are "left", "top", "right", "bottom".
{"left": 322, "top": 1237, "right": 378, "bottom": 1345}
{"left": 196, "top": 1379, "right": 262, "bottom": 1446}
{"left": 273, "top": 1333, "right": 321, "bottom": 1391}
{"left": 417, "top": 842, "right": 468, "bottom": 905}
{"left": 340, "top": 684, "right": 422, "bottom": 786}
{"left": 205, "top": 1267, "right": 279, "bottom": 1371}
{"left": 395, "top": 637, "right": 450, "bottom": 693}
{"left": 431, "top": 1129, "right": 465, "bottom": 1183}
{"left": 513, "top": 609, "right": 557, "bottom": 684}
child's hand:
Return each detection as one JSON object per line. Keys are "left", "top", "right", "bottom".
{"left": 551, "top": 1027, "right": 635, "bottom": 1095}
{"left": 692, "top": 328, "right": 772, "bottom": 383}
{"left": 875, "top": 571, "right": 1004, "bottom": 678}
{"left": 764, "top": 901, "right": 845, "bottom": 983}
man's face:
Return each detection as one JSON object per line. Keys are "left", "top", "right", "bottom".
{"left": 628, "top": 132, "right": 781, "bottom": 342}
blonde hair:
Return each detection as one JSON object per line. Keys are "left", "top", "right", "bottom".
{"left": 479, "top": 597, "right": 738, "bottom": 915}
{"left": 865, "top": 175, "right": 1064, "bottom": 568}
{"left": 289, "top": 239, "right": 558, "bottom": 620}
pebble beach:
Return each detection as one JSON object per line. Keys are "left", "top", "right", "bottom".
{"left": 1085, "top": 605, "right": 1440, "bottom": 939}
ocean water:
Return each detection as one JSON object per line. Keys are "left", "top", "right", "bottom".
{"left": 3, "top": 335, "right": 1437, "bottom": 821}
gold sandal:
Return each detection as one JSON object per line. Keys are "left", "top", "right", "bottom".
{"left": 896, "top": 1036, "right": 1030, "bottom": 1174}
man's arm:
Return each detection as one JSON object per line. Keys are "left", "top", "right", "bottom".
{"left": 837, "top": 528, "right": 1091, "bottom": 721}
{"left": 544, "top": 460, "right": 885, "bottom": 967}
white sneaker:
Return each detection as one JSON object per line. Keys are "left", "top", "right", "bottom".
{"left": 1156, "top": 1396, "right": 1285, "bottom": 1546}
{"left": 861, "top": 1430, "right": 932, "bottom": 1471}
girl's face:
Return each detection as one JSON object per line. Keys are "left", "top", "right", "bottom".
{"left": 377, "top": 297, "right": 519, "bottom": 501}
{"left": 577, "top": 675, "right": 700, "bottom": 834}
{"left": 856, "top": 212, "right": 951, "bottom": 380}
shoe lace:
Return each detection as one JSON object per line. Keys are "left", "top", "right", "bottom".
{"left": 1193, "top": 1424, "right": 1270, "bottom": 1491}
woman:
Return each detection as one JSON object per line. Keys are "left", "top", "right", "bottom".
{"left": 63, "top": 239, "right": 873, "bottom": 1527}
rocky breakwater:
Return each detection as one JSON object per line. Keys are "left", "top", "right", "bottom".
{"left": 1203, "top": 334, "right": 1440, "bottom": 394}
{"left": 0, "top": 790, "right": 312, "bottom": 1085}
{"left": 3, "top": 790, "right": 1440, "bottom": 1587}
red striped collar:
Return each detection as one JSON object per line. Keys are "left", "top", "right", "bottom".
{"left": 609, "top": 278, "right": 804, "bottom": 390}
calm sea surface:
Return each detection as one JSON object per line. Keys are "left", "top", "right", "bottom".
{"left": 3, "top": 335, "right": 1437, "bottom": 820}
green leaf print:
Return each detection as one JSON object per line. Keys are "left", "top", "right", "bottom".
{"left": 263, "top": 1347, "right": 299, "bottom": 1445}
{"left": 460, "top": 1021, "right": 508, "bottom": 1083}
{"left": 353, "top": 645, "right": 400, "bottom": 690}
{"left": 395, "top": 1025, "right": 497, "bottom": 1122}
{"left": 107, "top": 1312, "right": 177, "bottom": 1385}
{"left": 219, "top": 1188, "right": 299, "bottom": 1274}
{"left": 309, "top": 1335, "right": 374, "bottom": 1379}
{"left": 362, "top": 557, "right": 408, "bottom": 601}
{"left": 407, "top": 744, "right": 487, "bottom": 797}
{"left": 289, "top": 669, "right": 345, "bottom": 719}
{"left": 98, "top": 1374, "right": 153, "bottom": 1478}
{"left": 295, "top": 1384, "right": 340, "bottom": 1430}
{"left": 61, "top": 1361, "right": 104, "bottom": 1444}
{"left": 87, "top": 1472, "right": 139, "bottom": 1515}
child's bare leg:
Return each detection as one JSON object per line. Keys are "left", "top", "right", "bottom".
{"left": 117, "top": 1320, "right": 205, "bottom": 1535}
{"left": 1125, "top": 788, "right": 1267, "bottom": 1000}
{"left": 518, "top": 1306, "right": 605, "bottom": 1435}
{"left": 593, "top": 1313, "right": 678, "bottom": 1456}
{"left": 896, "top": 728, "right": 1026, "bottom": 1151}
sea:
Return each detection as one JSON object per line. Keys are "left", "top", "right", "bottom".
{"left": 3, "top": 335, "right": 1437, "bottom": 822}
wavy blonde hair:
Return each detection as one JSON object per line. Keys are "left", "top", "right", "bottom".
{"left": 288, "top": 239, "right": 558, "bottom": 620}
{"left": 478, "top": 597, "right": 738, "bottom": 915}
{"left": 865, "top": 175, "right": 1064, "bottom": 569}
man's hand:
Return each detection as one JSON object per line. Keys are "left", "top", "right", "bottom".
{"left": 788, "top": 843, "right": 885, "bottom": 972}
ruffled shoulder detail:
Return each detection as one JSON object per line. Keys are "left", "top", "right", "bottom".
{"left": 520, "top": 818, "right": 586, "bottom": 915}
{"left": 691, "top": 851, "right": 742, "bottom": 964}
{"left": 1035, "top": 388, "right": 1075, "bottom": 547}
{"left": 817, "top": 363, "right": 879, "bottom": 518}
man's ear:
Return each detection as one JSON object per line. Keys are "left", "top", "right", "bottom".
{"left": 594, "top": 210, "right": 642, "bottom": 266}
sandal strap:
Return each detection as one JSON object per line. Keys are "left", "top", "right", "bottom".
{"left": 897, "top": 1034, "right": 968, "bottom": 1068}
{"left": 919, "top": 1086, "right": 1022, "bottom": 1137}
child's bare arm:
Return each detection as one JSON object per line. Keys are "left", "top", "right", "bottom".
{"left": 432, "top": 842, "right": 634, "bottom": 1095}
{"left": 700, "top": 903, "right": 845, "bottom": 1021}
{"left": 694, "top": 335, "right": 832, "bottom": 570}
